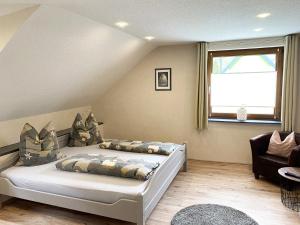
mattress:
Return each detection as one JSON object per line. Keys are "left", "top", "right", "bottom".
{"left": 0, "top": 145, "right": 174, "bottom": 204}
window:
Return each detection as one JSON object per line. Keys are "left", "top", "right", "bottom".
{"left": 208, "top": 47, "right": 283, "bottom": 120}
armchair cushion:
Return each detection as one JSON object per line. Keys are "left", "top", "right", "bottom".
{"left": 267, "top": 130, "right": 297, "bottom": 158}
{"left": 258, "top": 154, "right": 287, "bottom": 168}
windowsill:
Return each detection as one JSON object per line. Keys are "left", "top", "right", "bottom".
{"left": 208, "top": 118, "right": 281, "bottom": 125}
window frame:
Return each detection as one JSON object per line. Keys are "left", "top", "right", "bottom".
{"left": 207, "top": 47, "right": 284, "bottom": 121}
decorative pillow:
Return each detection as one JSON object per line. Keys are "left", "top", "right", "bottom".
{"left": 267, "top": 130, "right": 297, "bottom": 158}
{"left": 19, "top": 122, "right": 60, "bottom": 166}
{"left": 86, "top": 113, "right": 103, "bottom": 145}
{"left": 68, "top": 113, "right": 103, "bottom": 147}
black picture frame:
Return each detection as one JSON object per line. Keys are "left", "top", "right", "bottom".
{"left": 155, "top": 68, "right": 172, "bottom": 91}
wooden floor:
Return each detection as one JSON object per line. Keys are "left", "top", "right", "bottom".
{"left": 0, "top": 160, "right": 299, "bottom": 225}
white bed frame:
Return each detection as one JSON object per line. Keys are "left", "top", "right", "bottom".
{"left": 0, "top": 128, "right": 187, "bottom": 225}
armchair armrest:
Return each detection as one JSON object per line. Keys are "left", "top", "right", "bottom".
{"left": 250, "top": 133, "right": 272, "bottom": 156}
{"left": 288, "top": 145, "right": 300, "bottom": 167}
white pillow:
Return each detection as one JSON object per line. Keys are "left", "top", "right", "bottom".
{"left": 267, "top": 130, "right": 297, "bottom": 158}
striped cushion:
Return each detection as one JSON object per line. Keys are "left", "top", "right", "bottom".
{"left": 68, "top": 113, "right": 103, "bottom": 147}
{"left": 19, "top": 122, "right": 60, "bottom": 166}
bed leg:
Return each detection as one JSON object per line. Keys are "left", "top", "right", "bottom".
{"left": 182, "top": 142, "right": 188, "bottom": 172}
{"left": 137, "top": 195, "right": 145, "bottom": 225}
{"left": 183, "top": 160, "right": 188, "bottom": 172}
{"left": 0, "top": 195, "right": 13, "bottom": 208}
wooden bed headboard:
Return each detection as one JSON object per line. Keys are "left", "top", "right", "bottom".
{"left": 0, "top": 122, "right": 103, "bottom": 157}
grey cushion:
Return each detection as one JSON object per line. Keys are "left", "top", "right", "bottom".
{"left": 68, "top": 113, "right": 103, "bottom": 147}
{"left": 19, "top": 122, "right": 60, "bottom": 166}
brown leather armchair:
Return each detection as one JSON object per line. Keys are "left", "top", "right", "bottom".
{"left": 250, "top": 132, "right": 300, "bottom": 182}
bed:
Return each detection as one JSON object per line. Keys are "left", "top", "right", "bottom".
{"left": 0, "top": 127, "right": 187, "bottom": 225}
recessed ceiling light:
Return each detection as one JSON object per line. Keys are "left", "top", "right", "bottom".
{"left": 253, "top": 28, "right": 264, "bottom": 32}
{"left": 144, "top": 36, "right": 155, "bottom": 41}
{"left": 115, "top": 21, "right": 129, "bottom": 28}
{"left": 256, "top": 12, "right": 271, "bottom": 18}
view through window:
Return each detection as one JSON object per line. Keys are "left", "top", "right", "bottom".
{"left": 208, "top": 47, "right": 283, "bottom": 120}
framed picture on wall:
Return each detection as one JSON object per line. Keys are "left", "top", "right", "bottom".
{"left": 155, "top": 68, "right": 172, "bottom": 91}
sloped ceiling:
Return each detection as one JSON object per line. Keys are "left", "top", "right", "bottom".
{"left": 0, "top": 5, "right": 155, "bottom": 121}
{"left": 0, "top": 4, "right": 35, "bottom": 16}
{"left": 0, "top": 6, "right": 37, "bottom": 52}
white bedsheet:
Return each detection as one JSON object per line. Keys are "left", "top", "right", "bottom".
{"left": 0, "top": 145, "right": 169, "bottom": 204}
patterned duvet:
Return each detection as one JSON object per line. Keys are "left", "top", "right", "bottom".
{"left": 99, "top": 139, "right": 178, "bottom": 156}
{"left": 56, "top": 153, "right": 160, "bottom": 180}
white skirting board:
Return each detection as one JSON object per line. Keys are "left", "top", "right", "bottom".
{"left": 0, "top": 143, "right": 187, "bottom": 225}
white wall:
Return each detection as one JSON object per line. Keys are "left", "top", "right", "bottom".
{"left": 0, "top": 106, "right": 91, "bottom": 147}
{"left": 93, "top": 44, "right": 280, "bottom": 164}
{"left": 0, "top": 5, "right": 154, "bottom": 121}
{"left": 208, "top": 36, "right": 285, "bottom": 51}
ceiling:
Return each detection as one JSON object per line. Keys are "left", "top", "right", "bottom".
{"left": 0, "top": 4, "right": 34, "bottom": 16}
{"left": 0, "top": 5, "right": 153, "bottom": 121}
{"left": 0, "top": 6, "right": 37, "bottom": 52}
{"left": 0, "top": 0, "right": 300, "bottom": 43}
